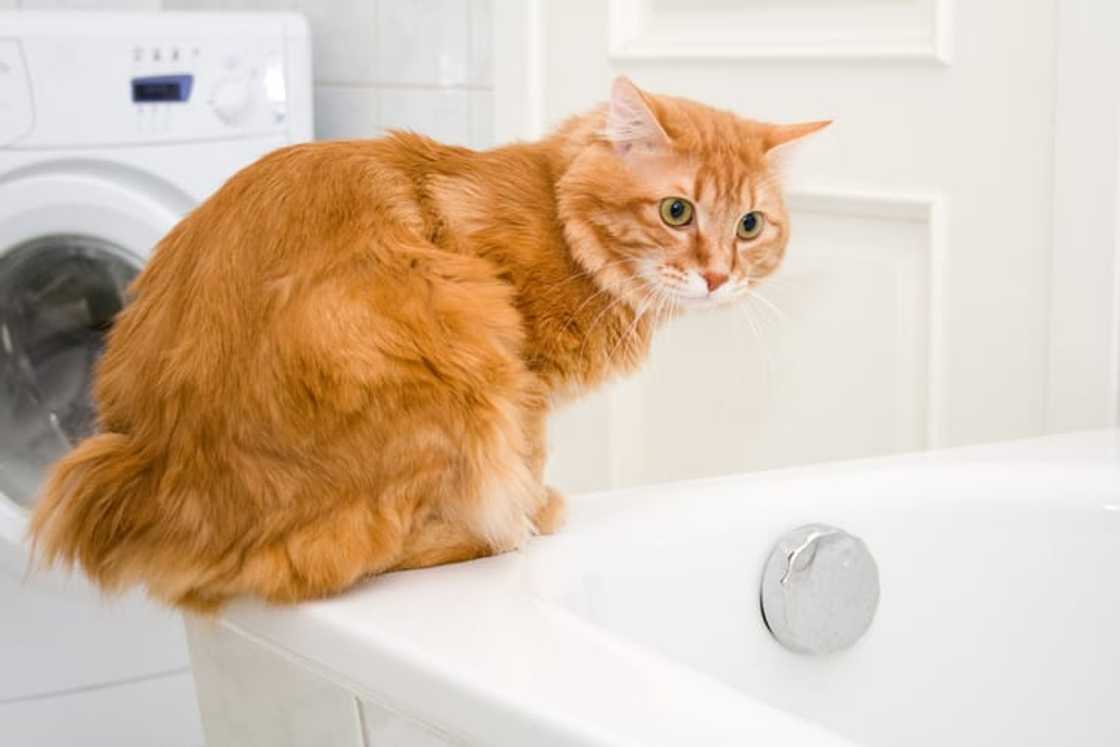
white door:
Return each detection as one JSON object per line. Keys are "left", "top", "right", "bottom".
{"left": 493, "top": 0, "right": 1120, "bottom": 493}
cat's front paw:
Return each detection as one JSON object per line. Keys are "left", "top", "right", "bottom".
{"left": 533, "top": 487, "right": 567, "bottom": 535}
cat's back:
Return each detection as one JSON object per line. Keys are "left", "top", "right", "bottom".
{"left": 204, "top": 135, "right": 457, "bottom": 241}
{"left": 99, "top": 134, "right": 518, "bottom": 414}
{"left": 132, "top": 133, "right": 479, "bottom": 298}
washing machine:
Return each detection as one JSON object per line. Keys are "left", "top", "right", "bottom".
{"left": 0, "top": 11, "right": 312, "bottom": 745}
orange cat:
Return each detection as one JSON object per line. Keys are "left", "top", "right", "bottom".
{"left": 29, "top": 77, "right": 827, "bottom": 612}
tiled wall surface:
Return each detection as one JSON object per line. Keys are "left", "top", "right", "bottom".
{"left": 4, "top": 0, "right": 495, "bottom": 148}
{"left": 2, "top": 0, "right": 159, "bottom": 11}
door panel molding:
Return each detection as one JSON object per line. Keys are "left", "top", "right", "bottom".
{"left": 608, "top": 0, "right": 953, "bottom": 64}
{"left": 788, "top": 188, "right": 947, "bottom": 450}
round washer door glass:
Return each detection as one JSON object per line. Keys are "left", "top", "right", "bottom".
{"left": 0, "top": 236, "right": 139, "bottom": 509}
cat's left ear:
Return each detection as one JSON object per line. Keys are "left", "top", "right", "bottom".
{"left": 763, "top": 120, "right": 832, "bottom": 152}
{"left": 606, "top": 76, "right": 672, "bottom": 156}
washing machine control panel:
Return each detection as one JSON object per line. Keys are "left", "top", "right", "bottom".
{"left": 127, "top": 39, "right": 288, "bottom": 136}
{"left": 2, "top": 15, "right": 311, "bottom": 147}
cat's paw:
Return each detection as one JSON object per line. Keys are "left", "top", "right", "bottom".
{"left": 533, "top": 487, "right": 567, "bottom": 535}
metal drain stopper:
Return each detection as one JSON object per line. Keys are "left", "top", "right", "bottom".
{"left": 760, "top": 524, "right": 879, "bottom": 655}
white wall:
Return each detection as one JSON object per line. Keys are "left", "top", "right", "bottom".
{"left": 5, "top": 0, "right": 495, "bottom": 148}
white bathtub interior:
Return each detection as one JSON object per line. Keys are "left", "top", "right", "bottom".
{"left": 186, "top": 430, "right": 1120, "bottom": 747}
{"left": 529, "top": 459, "right": 1120, "bottom": 746}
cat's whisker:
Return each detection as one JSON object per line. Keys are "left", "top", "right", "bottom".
{"left": 540, "top": 270, "right": 594, "bottom": 296}
{"left": 559, "top": 266, "right": 643, "bottom": 331}
{"left": 735, "top": 302, "right": 776, "bottom": 400}
{"left": 562, "top": 285, "right": 615, "bottom": 328}
{"left": 607, "top": 286, "right": 659, "bottom": 362}
{"left": 732, "top": 268, "right": 786, "bottom": 327}
{"left": 656, "top": 289, "right": 673, "bottom": 324}
{"left": 657, "top": 290, "right": 681, "bottom": 362}
{"left": 648, "top": 290, "right": 671, "bottom": 343}
{"left": 589, "top": 256, "right": 643, "bottom": 274}
{"left": 556, "top": 255, "right": 654, "bottom": 332}
{"left": 746, "top": 288, "right": 789, "bottom": 325}
{"left": 544, "top": 257, "right": 636, "bottom": 298}
{"left": 578, "top": 292, "right": 631, "bottom": 359}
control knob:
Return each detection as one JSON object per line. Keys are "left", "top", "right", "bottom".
{"left": 210, "top": 74, "right": 254, "bottom": 126}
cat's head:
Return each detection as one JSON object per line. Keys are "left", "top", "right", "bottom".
{"left": 558, "top": 77, "right": 828, "bottom": 311}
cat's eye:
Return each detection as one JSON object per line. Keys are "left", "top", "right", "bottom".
{"left": 737, "top": 211, "right": 766, "bottom": 240}
{"left": 659, "top": 197, "right": 694, "bottom": 227}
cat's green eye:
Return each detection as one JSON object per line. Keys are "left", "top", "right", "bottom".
{"left": 737, "top": 211, "right": 765, "bottom": 240}
{"left": 659, "top": 197, "right": 694, "bottom": 227}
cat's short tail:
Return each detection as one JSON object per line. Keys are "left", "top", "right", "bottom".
{"left": 25, "top": 432, "right": 396, "bottom": 614}
{"left": 28, "top": 433, "right": 158, "bottom": 594}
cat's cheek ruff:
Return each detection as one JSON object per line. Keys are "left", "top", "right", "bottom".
{"left": 565, "top": 219, "right": 655, "bottom": 313}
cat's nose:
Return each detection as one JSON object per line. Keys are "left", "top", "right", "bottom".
{"left": 701, "top": 272, "right": 728, "bottom": 292}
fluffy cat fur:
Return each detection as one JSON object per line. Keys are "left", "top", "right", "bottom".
{"left": 28, "top": 77, "right": 827, "bottom": 612}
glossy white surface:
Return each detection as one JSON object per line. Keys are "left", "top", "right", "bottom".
{"left": 187, "top": 620, "right": 362, "bottom": 747}
{"left": 201, "top": 430, "right": 1120, "bottom": 746}
{"left": 187, "top": 618, "right": 461, "bottom": 747}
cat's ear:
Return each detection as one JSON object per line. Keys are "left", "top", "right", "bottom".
{"left": 606, "top": 76, "right": 671, "bottom": 155}
{"left": 763, "top": 120, "right": 832, "bottom": 152}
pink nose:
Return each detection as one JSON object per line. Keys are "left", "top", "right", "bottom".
{"left": 701, "top": 272, "right": 729, "bottom": 292}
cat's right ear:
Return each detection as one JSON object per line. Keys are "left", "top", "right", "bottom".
{"left": 606, "top": 76, "right": 671, "bottom": 156}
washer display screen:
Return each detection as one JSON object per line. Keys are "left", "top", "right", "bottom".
{"left": 0, "top": 236, "right": 139, "bottom": 509}
{"left": 132, "top": 74, "right": 194, "bottom": 102}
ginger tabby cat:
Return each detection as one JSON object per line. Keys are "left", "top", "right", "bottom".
{"left": 29, "top": 77, "right": 827, "bottom": 612}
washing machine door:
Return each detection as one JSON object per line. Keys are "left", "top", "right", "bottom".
{"left": 0, "top": 170, "right": 198, "bottom": 704}
{"left": 0, "top": 235, "right": 139, "bottom": 508}
{"left": 0, "top": 169, "right": 182, "bottom": 540}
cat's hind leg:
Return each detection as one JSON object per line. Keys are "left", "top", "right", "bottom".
{"left": 235, "top": 237, "right": 551, "bottom": 590}
{"left": 392, "top": 515, "right": 492, "bottom": 571}
{"left": 191, "top": 498, "right": 408, "bottom": 607}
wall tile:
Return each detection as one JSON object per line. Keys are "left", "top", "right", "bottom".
{"left": 379, "top": 87, "right": 468, "bottom": 145}
{"left": 161, "top": 0, "right": 295, "bottom": 10}
{"left": 294, "top": 0, "right": 378, "bottom": 84}
{"left": 19, "top": 0, "right": 160, "bottom": 8}
{"left": 377, "top": 0, "right": 468, "bottom": 87}
{"left": 468, "top": 89, "right": 493, "bottom": 149}
{"left": 166, "top": 1, "right": 377, "bottom": 86}
{"left": 314, "top": 84, "right": 380, "bottom": 140}
{"left": 467, "top": 0, "right": 491, "bottom": 87}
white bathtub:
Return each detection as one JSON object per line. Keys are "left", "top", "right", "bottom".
{"left": 186, "top": 429, "right": 1120, "bottom": 746}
